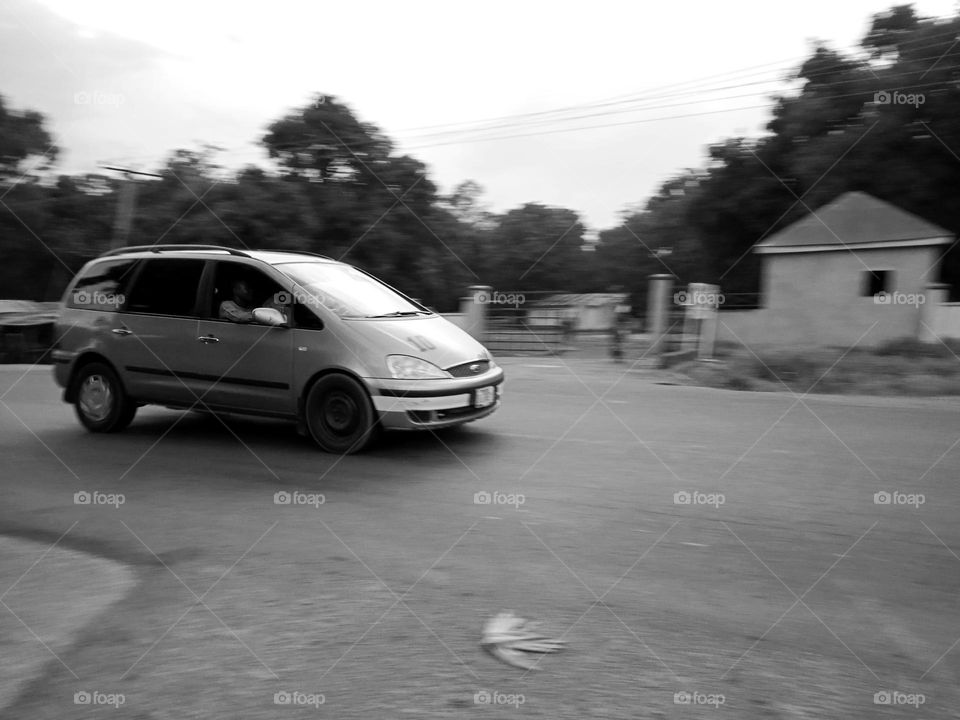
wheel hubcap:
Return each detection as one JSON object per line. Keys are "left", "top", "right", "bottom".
{"left": 323, "top": 392, "right": 358, "bottom": 435}
{"left": 78, "top": 374, "right": 113, "bottom": 422}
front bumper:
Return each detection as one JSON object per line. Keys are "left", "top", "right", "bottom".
{"left": 367, "top": 366, "right": 504, "bottom": 430}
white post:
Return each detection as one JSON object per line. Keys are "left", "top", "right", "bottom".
{"left": 685, "top": 283, "right": 721, "bottom": 359}
{"left": 461, "top": 285, "right": 492, "bottom": 340}
{"left": 700, "top": 310, "right": 718, "bottom": 359}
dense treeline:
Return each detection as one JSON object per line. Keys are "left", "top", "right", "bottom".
{"left": 2, "top": 4, "right": 959, "bottom": 310}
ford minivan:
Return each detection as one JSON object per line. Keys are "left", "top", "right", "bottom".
{"left": 52, "top": 245, "right": 503, "bottom": 453}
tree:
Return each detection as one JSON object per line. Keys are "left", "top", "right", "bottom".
{"left": 489, "top": 204, "right": 587, "bottom": 292}
{"left": 0, "top": 94, "right": 58, "bottom": 183}
{"left": 629, "top": 6, "right": 960, "bottom": 301}
{"left": 0, "top": 96, "right": 62, "bottom": 298}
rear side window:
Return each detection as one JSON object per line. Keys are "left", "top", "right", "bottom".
{"left": 67, "top": 259, "right": 138, "bottom": 311}
{"left": 125, "top": 258, "right": 205, "bottom": 316}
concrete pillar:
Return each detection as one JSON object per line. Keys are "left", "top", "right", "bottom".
{"left": 918, "top": 282, "right": 950, "bottom": 343}
{"left": 647, "top": 274, "right": 674, "bottom": 355}
{"left": 699, "top": 309, "right": 718, "bottom": 359}
{"left": 460, "top": 285, "right": 492, "bottom": 340}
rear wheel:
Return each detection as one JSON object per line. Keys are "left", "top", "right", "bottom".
{"left": 304, "top": 374, "right": 378, "bottom": 453}
{"left": 73, "top": 362, "right": 137, "bottom": 432}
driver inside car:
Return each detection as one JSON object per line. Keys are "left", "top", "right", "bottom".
{"left": 219, "top": 279, "right": 287, "bottom": 324}
{"left": 219, "top": 279, "right": 257, "bottom": 322}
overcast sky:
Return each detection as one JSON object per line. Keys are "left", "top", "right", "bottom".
{"left": 1, "top": 0, "right": 957, "bottom": 231}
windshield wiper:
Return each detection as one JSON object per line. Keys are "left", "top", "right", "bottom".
{"left": 368, "top": 310, "right": 428, "bottom": 318}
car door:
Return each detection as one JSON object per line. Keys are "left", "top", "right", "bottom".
{"left": 190, "top": 261, "right": 294, "bottom": 415}
{"left": 107, "top": 257, "right": 206, "bottom": 406}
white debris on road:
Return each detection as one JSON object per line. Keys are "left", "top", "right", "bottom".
{"left": 480, "top": 610, "right": 565, "bottom": 670}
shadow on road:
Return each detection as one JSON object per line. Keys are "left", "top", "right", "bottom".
{"left": 112, "top": 408, "right": 502, "bottom": 460}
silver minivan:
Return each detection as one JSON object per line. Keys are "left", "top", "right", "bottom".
{"left": 52, "top": 245, "right": 503, "bottom": 453}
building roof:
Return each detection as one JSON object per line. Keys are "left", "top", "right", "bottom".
{"left": 754, "top": 192, "right": 954, "bottom": 254}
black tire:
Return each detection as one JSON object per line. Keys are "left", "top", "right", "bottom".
{"left": 304, "top": 374, "right": 378, "bottom": 454}
{"left": 73, "top": 362, "right": 137, "bottom": 433}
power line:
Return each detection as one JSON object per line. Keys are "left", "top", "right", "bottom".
{"left": 399, "top": 76, "right": 957, "bottom": 151}
{"left": 393, "top": 55, "right": 810, "bottom": 136}
{"left": 390, "top": 34, "right": 960, "bottom": 146}
{"left": 392, "top": 26, "right": 960, "bottom": 141}
{"left": 176, "top": 29, "right": 960, "bottom": 164}
{"left": 398, "top": 59, "right": 959, "bottom": 145}
{"left": 399, "top": 81, "right": 955, "bottom": 150}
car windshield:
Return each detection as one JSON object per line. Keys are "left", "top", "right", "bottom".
{"left": 276, "top": 262, "right": 427, "bottom": 318}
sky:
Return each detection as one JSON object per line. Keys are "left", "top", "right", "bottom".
{"left": 1, "top": 0, "right": 958, "bottom": 232}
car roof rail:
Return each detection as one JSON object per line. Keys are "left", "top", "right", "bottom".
{"left": 257, "top": 249, "right": 335, "bottom": 261}
{"left": 98, "top": 244, "right": 252, "bottom": 258}
{"left": 97, "top": 245, "right": 335, "bottom": 261}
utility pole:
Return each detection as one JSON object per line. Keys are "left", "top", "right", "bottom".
{"left": 99, "top": 166, "right": 163, "bottom": 249}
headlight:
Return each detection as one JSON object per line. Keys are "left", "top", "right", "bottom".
{"left": 386, "top": 355, "right": 451, "bottom": 379}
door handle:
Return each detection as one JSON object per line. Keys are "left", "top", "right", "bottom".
{"left": 111, "top": 328, "right": 132, "bottom": 336}
{"left": 198, "top": 335, "right": 220, "bottom": 344}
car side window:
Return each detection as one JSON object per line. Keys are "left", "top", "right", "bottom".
{"left": 210, "top": 262, "right": 289, "bottom": 324}
{"left": 125, "top": 258, "right": 205, "bottom": 316}
{"left": 67, "top": 259, "right": 138, "bottom": 311}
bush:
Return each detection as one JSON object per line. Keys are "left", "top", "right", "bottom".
{"left": 874, "top": 337, "right": 960, "bottom": 359}
{"left": 676, "top": 339, "right": 960, "bottom": 396}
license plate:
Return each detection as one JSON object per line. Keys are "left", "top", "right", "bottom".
{"left": 475, "top": 386, "right": 495, "bottom": 408}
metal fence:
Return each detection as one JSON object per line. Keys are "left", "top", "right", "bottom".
{"left": 483, "top": 291, "right": 573, "bottom": 354}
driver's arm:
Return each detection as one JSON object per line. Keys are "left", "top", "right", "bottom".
{"left": 219, "top": 300, "right": 253, "bottom": 323}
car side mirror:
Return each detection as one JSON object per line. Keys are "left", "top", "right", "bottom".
{"left": 253, "top": 307, "right": 287, "bottom": 327}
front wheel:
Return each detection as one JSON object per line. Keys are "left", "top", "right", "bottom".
{"left": 304, "top": 374, "right": 378, "bottom": 454}
{"left": 73, "top": 362, "right": 137, "bottom": 432}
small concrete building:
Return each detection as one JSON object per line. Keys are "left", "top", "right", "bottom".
{"left": 718, "top": 192, "right": 956, "bottom": 347}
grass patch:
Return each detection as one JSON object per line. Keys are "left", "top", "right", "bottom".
{"left": 675, "top": 337, "right": 960, "bottom": 396}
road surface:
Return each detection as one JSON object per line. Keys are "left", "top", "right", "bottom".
{"left": 1, "top": 359, "right": 959, "bottom": 718}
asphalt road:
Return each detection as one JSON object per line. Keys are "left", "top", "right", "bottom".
{"left": 1, "top": 359, "right": 959, "bottom": 719}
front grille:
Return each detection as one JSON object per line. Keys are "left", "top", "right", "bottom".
{"left": 446, "top": 360, "right": 490, "bottom": 377}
